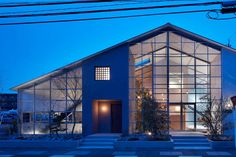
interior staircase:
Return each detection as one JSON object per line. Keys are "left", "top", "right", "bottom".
{"left": 172, "top": 135, "right": 211, "bottom": 150}
{"left": 78, "top": 133, "right": 121, "bottom": 149}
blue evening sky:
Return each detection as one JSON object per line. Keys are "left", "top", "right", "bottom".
{"left": 0, "top": 0, "right": 236, "bottom": 94}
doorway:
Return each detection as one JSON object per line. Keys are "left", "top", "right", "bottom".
{"left": 93, "top": 100, "right": 122, "bottom": 133}
{"left": 169, "top": 103, "right": 196, "bottom": 131}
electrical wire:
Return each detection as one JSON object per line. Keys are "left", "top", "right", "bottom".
{"left": 0, "top": 0, "right": 116, "bottom": 8}
{"left": 0, "top": 0, "right": 201, "bottom": 5}
{"left": 0, "top": 2, "right": 141, "bottom": 15}
{"left": 0, "top": 0, "right": 199, "bottom": 15}
{"left": 0, "top": 8, "right": 218, "bottom": 26}
{"left": 0, "top": 1, "right": 222, "bottom": 19}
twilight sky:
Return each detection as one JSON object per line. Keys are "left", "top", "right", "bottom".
{"left": 0, "top": 0, "right": 236, "bottom": 94}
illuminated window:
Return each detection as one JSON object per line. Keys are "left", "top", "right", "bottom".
{"left": 95, "top": 66, "right": 110, "bottom": 80}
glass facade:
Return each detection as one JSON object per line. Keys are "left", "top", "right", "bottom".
{"left": 129, "top": 31, "right": 221, "bottom": 133}
{"left": 18, "top": 67, "right": 82, "bottom": 135}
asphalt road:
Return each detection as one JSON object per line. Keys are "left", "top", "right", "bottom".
{"left": 1, "top": 147, "right": 236, "bottom": 157}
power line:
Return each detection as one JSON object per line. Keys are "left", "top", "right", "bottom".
{"left": 0, "top": 0, "right": 116, "bottom": 8}
{"left": 0, "top": 9, "right": 218, "bottom": 26}
{"left": 0, "top": 0, "right": 199, "bottom": 6}
{"left": 0, "top": 0, "right": 196, "bottom": 15}
{"left": 0, "top": 1, "right": 222, "bottom": 18}
{"left": 0, "top": 2, "right": 140, "bottom": 15}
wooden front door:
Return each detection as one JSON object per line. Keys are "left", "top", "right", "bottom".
{"left": 111, "top": 103, "right": 122, "bottom": 133}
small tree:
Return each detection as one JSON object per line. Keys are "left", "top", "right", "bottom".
{"left": 200, "top": 97, "right": 232, "bottom": 139}
{"left": 52, "top": 68, "right": 82, "bottom": 136}
{"left": 201, "top": 98, "right": 222, "bottom": 137}
{"left": 135, "top": 86, "right": 168, "bottom": 136}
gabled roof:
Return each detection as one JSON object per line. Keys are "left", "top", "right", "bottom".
{"left": 11, "top": 23, "right": 236, "bottom": 91}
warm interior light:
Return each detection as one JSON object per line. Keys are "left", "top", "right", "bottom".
{"left": 101, "top": 105, "right": 108, "bottom": 112}
{"left": 174, "top": 106, "right": 180, "bottom": 112}
{"left": 147, "top": 132, "right": 152, "bottom": 135}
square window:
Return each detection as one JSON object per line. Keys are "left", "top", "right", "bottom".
{"left": 95, "top": 67, "right": 110, "bottom": 80}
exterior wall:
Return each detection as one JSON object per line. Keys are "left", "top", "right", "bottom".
{"left": 222, "top": 48, "right": 236, "bottom": 98}
{"left": 82, "top": 44, "right": 129, "bottom": 135}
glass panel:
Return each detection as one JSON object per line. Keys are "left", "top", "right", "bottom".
{"left": 170, "top": 94, "right": 181, "bottom": 102}
{"left": 182, "top": 56, "right": 194, "bottom": 65}
{"left": 169, "top": 104, "right": 181, "bottom": 130}
{"left": 170, "top": 122, "right": 181, "bottom": 130}
{"left": 183, "top": 122, "right": 195, "bottom": 130}
{"left": 170, "top": 57, "right": 181, "bottom": 65}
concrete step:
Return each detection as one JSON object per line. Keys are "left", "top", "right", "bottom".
{"left": 78, "top": 146, "right": 113, "bottom": 149}
{"left": 172, "top": 135, "right": 211, "bottom": 150}
{"left": 78, "top": 134, "right": 120, "bottom": 149}
{"left": 86, "top": 134, "right": 120, "bottom": 138}
{"left": 174, "top": 144, "right": 210, "bottom": 147}
{"left": 174, "top": 142, "right": 210, "bottom": 145}
{"left": 82, "top": 141, "right": 114, "bottom": 145}
{"left": 85, "top": 137, "right": 118, "bottom": 140}
{"left": 83, "top": 139, "right": 116, "bottom": 142}
{"left": 173, "top": 138, "right": 208, "bottom": 142}
{"left": 172, "top": 136, "right": 207, "bottom": 139}
{"left": 174, "top": 146, "right": 211, "bottom": 150}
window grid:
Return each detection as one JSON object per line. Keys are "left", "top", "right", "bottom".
{"left": 95, "top": 67, "right": 110, "bottom": 80}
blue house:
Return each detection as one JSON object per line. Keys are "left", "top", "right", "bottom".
{"left": 12, "top": 23, "right": 236, "bottom": 136}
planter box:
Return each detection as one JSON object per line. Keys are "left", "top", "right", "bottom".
{"left": 114, "top": 140, "right": 173, "bottom": 150}
{"left": 0, "top": 140, "right": 81, "bottom": 148}
{"left": 0, "top": 124, "right": 10, "bottom": 139}
{"left": 209, "top": 140, "right": 234, "bottom": 149}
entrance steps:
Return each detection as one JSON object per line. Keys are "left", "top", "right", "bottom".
{"left": 172, "top": 135, "right": 211, "bottom": 150}
{"left": 78, "top": 133, "right": 121, "bottom": 149}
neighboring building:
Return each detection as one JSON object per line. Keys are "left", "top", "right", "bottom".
{"left": 11, "top": 23, "right": 236, "bottom": 135}
{"left": 0, "top": 94, "right": 17, "bottom": 111}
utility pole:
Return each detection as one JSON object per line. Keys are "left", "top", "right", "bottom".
{"left": 221, "top": 1, "right": 236, "bottom": 14}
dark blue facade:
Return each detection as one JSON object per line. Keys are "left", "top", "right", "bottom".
{"left": 222, "top": 48, "right": 236, "bottom": 98}
{"left": 82, "top": 44, "right": 129, "bottom": 135}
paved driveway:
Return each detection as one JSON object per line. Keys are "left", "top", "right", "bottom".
{"left": 1, "top": 148, "right": 236, "bottom": 157}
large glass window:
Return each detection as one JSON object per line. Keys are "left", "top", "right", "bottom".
{"left": 129, "top": 31, "right": 221, "bottom": 133}
{"left": 18, "top": 67, "right": 82, "bottom": 135}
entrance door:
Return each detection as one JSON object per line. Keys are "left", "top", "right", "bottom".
{"left": 111, "top": 103, "right": 122, "bottom": 133}
{"left": 169, "top": 103, "right": 196, "bottom": 131}
{"left": 95, "top": 100, "right": 122, "bottom": 133}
